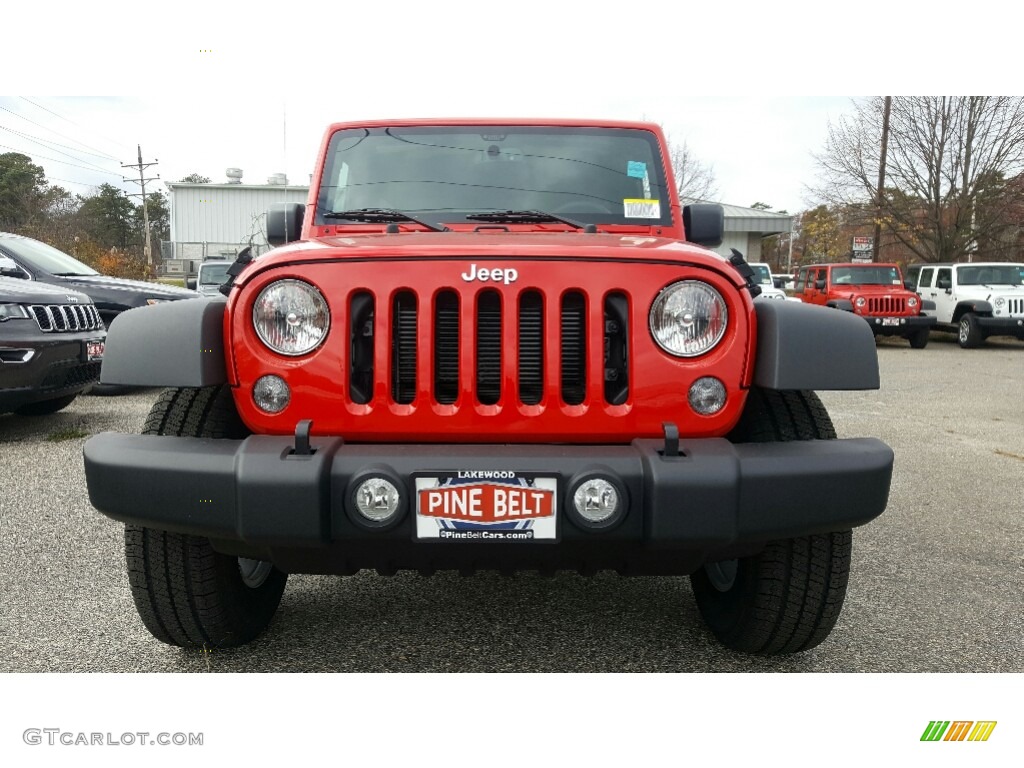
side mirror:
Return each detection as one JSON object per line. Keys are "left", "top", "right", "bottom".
{"left": 903, "top": 280, "right": 914, "bottom": 290}
{"left": 0, "top": 255, "right": 26, "bottom": 278}
{"left": 815, "top": 279, "right": 826, "bottom": 290}
{"left": 266, "top": 202, "right": 306, "bottom": 247}
{"left": 683, "top": 204, "right": 724, "bottom": 247}
{"left": 937, "top": 278, "right": 951, "bottom": 290}
{"left": 186, "top": 278, "right": 197, "bottom": 290}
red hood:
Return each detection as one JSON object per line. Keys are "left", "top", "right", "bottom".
{"left": 238, "top": 232, "right": 741, "bottom": 287}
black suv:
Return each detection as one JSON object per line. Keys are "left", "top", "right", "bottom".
{"left": 0, "top": 271, "right": 105, "bottom": 415}
{"left": 0, "top": 232, "right": 196, "bottom": 326}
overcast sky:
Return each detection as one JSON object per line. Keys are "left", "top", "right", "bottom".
{"left": 5, "top": 1, "right": 1013, "bottom": 218}
{"left": 0, "top": 94, "right": 854, "bottom": 214}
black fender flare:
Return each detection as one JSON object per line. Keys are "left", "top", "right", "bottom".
{"left": 826, "top": 299, "right": 854, "bottom": 312}
{"left": 100, "top": 298, "right": 227, "bottom": 387}
{"left": 953, "top": 300, "right": 993, "bottom": 321}
{"left": 753, "top": 301, "right": 879, "bottom": 391}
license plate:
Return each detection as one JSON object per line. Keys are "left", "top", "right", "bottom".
{"left": 84, "top": 339, "right": 105, "bottom": 361}
{"left": 414, "top": 473, "right": 557, "bottom": 541}
{"left": 881, "top": 318, "right": 901, "bottom": 327}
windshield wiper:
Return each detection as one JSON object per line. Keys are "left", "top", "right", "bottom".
{"left": 323, "top": 208, "right": 448, "bottom": 232}
{"left": 465, "top": 209, "right": 597, "bottom": 232}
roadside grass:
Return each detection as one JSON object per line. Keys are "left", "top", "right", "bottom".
{"left": 46, "top": 427, "right": 89, "bottom": 442}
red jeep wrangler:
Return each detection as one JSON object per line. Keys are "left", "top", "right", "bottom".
{"left": 85, "top": 119, "right": 893, "bottom": 655}
{"left": 795, "top": 262, "right": 936, "bottom": 348}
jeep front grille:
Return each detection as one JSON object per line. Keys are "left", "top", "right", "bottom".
{"left": 866, "top": 296, "right": 908, "bottom": 315}
{"left": 29, "top": 304, "right": 103, "bottom": 333}
{"left": 1007, "top": 298, "right": 1024, "bottom": 316}
{"left": 350, "top": 288, "right": 630, "bottom": 407}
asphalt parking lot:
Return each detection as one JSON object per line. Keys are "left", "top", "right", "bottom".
{"left": 1, "top": 332, "right": 1021, "bottom": 673}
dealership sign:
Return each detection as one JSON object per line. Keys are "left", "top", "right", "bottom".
{"left": 852, "top": 236, "right": 874, "bottom": 252}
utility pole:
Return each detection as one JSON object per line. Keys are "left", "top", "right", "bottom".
{"left": 122, "top": 145, "right": 159, "bottom": 276}
{"left": 873, "top": 96, "right": 892, "bottom": 262}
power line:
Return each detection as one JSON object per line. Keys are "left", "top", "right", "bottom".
{"left": 0, "top": 124, "right": 123, "bottom": 175}
{"left": 0, "top": 103, "right": 123, "bottom": 162}
{"left": 19, "top": 96, "right": 137, "bottom": 155}
{"left": 0, "top": 122, "right": 122, "bottom": 161}
{"left": 0, "top": 142, "right": 124, "bottom": 177}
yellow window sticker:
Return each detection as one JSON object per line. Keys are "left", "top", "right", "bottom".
{"left": 623, "top": 199, "right": 660, "bottom": 219}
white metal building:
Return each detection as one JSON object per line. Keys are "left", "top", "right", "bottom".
{"left": 163, "top": 173, "right": 309, "bottom": 274}
{"left": 711, "top": 203, "right": 793, "bottom": 262}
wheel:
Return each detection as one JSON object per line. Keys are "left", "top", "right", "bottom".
{"left": 15, "top": 394, "right": 77, "bottom": 416}
{"left": 908, "top": 328, "right": 930, "bottom": 349}
{"left": 125, "top": 386, "right": 287, "bottom": 648}
{"left": 958, "top": 313, "right": 984, "bottom": 348}
{"left": 689, "top": 389, "right": 853, "bottom": 654}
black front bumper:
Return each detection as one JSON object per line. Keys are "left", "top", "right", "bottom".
{"left": 864, "top": 315, "right": 936, "bottom": 337}
{"left": 84, "top": 433, "right": 893, "bottom": 575}
{"left": 0, "top": 337, "right": 102, "bottom": 412}
{"left": 977, "top": 316, "right": 1024, "bottom": 338}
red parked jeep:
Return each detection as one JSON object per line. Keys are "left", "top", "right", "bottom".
{"left": 85, "top": 119, "right": 893, "bottom": 655}
{"left": 795, "top": 262, "right": 936, "bottom": 348}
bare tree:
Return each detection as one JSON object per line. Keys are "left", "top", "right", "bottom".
{"left": 665, "top": 135, "right": 719, "bottom": 202}
{"left": 812, "top": 97, "right": 1024, "bottom": 263}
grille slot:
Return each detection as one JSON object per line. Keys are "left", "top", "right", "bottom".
{"left": 29, "top": 304, "right": 102, "bottom": 333}
{"left": 475, "top": 291, "right": 502, "bottom": 405}
{"left": 1008, "top": 298, "right": 1024, "bottom": 315}
{"left": 560, "top": 291, "right": 586, "bottom": 405}
{"left": 433, "top": 291, "right": 460, "bottom": 404}
{"left": 391, "top": 292, "right": 417, "bottom": 404}
{"left": 518, "top": 291, "right": 543, "bottom": 405}
{"left": 349, "top": 292, "right": 375, "bottom": 404}
{"left": 604, "top": 292, "right": 629, "bottom": 405}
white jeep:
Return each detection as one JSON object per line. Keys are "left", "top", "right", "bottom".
{"left": 749, "top": 262, "right": 787, "bottom": 301}
{"left": 905, "top": 262, "right": 1024, "bottom": 348}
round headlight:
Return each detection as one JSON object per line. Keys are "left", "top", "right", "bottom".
{"left": 908, "top": 296, "right": 919, "bottom": 308}
{"left": 649, "top": 280, "right": 728, "bottom": 357}
{"left": 253, "top": 279, "right": 329, "bottom": 356}
{"left": 855, "top": 296, "right": 867, "bottom": 308}
{"left": 994, "top": 297, "right": 1005, "bottom": 308}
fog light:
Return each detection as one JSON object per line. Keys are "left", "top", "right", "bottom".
{"left": 253, "top": 375, "right": 290, "bottom": 413}
{"left": 355, "top": 478, "right": 401, "bottom": 523}
{"left": 573, "top": 478, "right": 621, "bottom": 524}
{"left": 688, "top": 377, "right": 726, "bottom": 415}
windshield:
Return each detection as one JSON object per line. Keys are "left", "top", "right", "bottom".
{"left": 0, "top": 236, "right": 99, "bottom": 276}
{"left": 199, "top": 263, "right": 231, "bottom": 284}
{"left": 956, "top": 265, "right": 1024, "bottom": 286}
{"left": 750, "top": 264, "right": 772, "bottom": 285}
{"left": 315, "top": 125, "right": 672, "bottom": 227}
{"left": 831, "top": 266, "right": 901, "bottom": 286}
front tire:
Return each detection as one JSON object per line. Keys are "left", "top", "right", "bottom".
{"left": 958, "top": 313, "right": 984, "bottom": 348}
{"left": 908, "top": 328, "right": 930, "bottom": 349}
{"left": 690, "top": 389, "right": 853, "bottom": 654}
{"left": 125, "top": 386, "right": 287, "bottom": 648}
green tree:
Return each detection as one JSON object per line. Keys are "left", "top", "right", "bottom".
{"left": 0, "top": 152, "right": 48, "bottom": 228}
{"left": 179, "top": 173, "right": 211, "bottom": 183}
{"left": 77, "top": 183, "right": 135, "bottom": 248}
{"left": 134, "top": 191, "right": 169, "bottom": 244}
